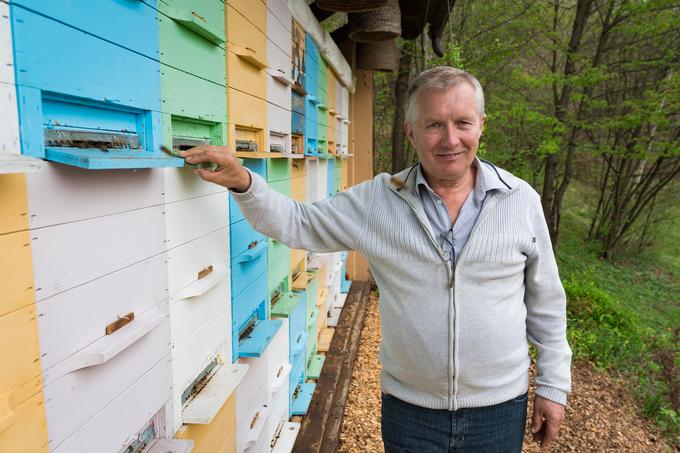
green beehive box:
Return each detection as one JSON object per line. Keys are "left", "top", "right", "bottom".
{"left": 269, "top": 179, "right": 291, "bottom": 197}
{"left": 306, "top": 354, "right": 325, "bottom": 379}
{"left": 318, "top": 57, "right": 328, "bottom": 94}
{"left": 266, "top": 158, "right": 291, "bottom": 182}
{"left": 268, "top": 244, "right": 291, "bottom": 294}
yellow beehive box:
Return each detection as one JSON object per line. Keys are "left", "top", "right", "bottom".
{"left": 226, "top": 3, "right": 267, "bottom": 92}
{"left": 290, "top": 249, "right": 307, "bottom": 280}
{"left": 227, "top": 0, "right": 266, "bottom": 34}
{"left": 0, "top": 174, "right": 48, "bottom": 453}
{"left": 0, "top": 229, "right": 34, "bottom": 316}
{"left": 0, "top": 173, "right": 29, "bottom": 235}
{"left": 341, "top": 158, "right": 349, "bottom": 190}
{"left": 227, "top": 90, "right": 268, "bottom": 155}
{"left": 290, "top": 158, "right": 306, "bottom": 179}
{"left": 0, "top": 386, "right": 48, "bottom": 453}
{"left": 290, "top": 175, "right": 306, "bottom": 202}
{"left": 176, "top": 393, "right": 237, "bottom": 453}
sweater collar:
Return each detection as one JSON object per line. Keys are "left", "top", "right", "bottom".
{"left": 389, "top": 158, "right": 512, "bottom": 196}
{"left": 413, "top": 158, "right": 507, "bottom": 202}
{"left": 388, "top": 159, "right": 514, "bottom": 230}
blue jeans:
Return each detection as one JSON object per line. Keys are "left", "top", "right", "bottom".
{"left": 381, "top": 392, "right": 528, "bottom": 453}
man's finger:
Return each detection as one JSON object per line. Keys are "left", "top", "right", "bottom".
{"left": 540, "top": 419, "right": 560, "bottom": 451}
{"left": 180, "top": 145, "right": 234, "bottom": 162}
{"left": 185, "top": 151, "right": 231, "bottom": 170}
{"left": 531, "top": 407, "right": 544, "bottom": 435}
{"left": 178, "top": 144, "right": 211, "bottom": 158}
{"left": 193, "top": 168, "right": 220, "bottom": 183}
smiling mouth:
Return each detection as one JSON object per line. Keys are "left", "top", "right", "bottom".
{"left": 436, "top": 151, "right": 466, "bottom": 158}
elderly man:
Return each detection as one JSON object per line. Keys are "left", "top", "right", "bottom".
{"left": 182, "top": 66, "right": 572, "bottom": 452}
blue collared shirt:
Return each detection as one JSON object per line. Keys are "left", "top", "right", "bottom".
{"left": 414, "top": 158, "right": 505, "bottom": 263}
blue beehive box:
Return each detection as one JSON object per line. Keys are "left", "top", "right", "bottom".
{"left": 291, "top": 92, "right": 305, "bottom": 136}
{"left": 304, "top": 35, "right": 319, "bottom": 156}
{"left": 231, "top": 273, "right": 282, "bottom": 361}
{"left": 231, "top": 240, "right": 268, "bottom": 298}
{"left": 11, "top": 1, "right": 182, "bottom": 169}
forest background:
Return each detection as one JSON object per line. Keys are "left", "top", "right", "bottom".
{"left": 325, "top": 0, "right": 680, "bottom": 445}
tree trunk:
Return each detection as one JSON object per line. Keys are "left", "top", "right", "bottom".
{"left": 542, "top": 0, "right": 595, "bottom": 248}
{"left": 391, "top": 43, "right": 413, "bottom": 174}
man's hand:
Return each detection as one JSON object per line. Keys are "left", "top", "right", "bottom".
{"left": 531, "top": 395, "right": 565, "bottom": 451}
{"left": 180, "top": 145, "right": 251, "bottom": 191}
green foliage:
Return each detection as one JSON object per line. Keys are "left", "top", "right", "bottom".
{"left": 430, "top": 42, "right": 464, "bottom": 69}
{"left": 558, "top": 181, "right": 680, "bottom": 444}
{"left": 564, "top": 279, "right": 645, "bottom": 366}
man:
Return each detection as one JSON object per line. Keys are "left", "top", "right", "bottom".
{"left": 182, "top": 66, "right": 571, "bottom": 452}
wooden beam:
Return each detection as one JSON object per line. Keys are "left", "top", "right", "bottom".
{"left": 347, "top": 69, "right": 373, "bottom": 281}
{"left": 293, "top": 281, "right": 372, "bottom": 453}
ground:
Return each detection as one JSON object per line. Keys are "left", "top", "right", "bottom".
{"left": 337, "top": 293, "right": 671, "bottom": 452}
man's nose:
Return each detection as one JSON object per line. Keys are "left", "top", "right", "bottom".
{"left": 441, "top": 123, "right": 461, "bottom": 147}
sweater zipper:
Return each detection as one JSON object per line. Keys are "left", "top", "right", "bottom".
{"left": 389, "top": 187, "right": 456, "bottom": 409}
{"left": 447, "top": 192, "right": 502, "bottom": 410}
{"left": 392, "top": 185, "right": 507, "bottom": 411}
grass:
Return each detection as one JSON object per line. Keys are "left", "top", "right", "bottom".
{"left": 556, "top": 181, "right": 680, "bottom": 444}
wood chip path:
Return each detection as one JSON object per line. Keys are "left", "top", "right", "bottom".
{"left": 337, "top": 293, "right": 672, "bottom": 452}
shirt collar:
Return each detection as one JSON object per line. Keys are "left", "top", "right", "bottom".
{"left": 414, "top": 157, "right": 506, "bottom": 200}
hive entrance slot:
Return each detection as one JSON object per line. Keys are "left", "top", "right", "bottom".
{"left": 239, "top": 316, "right": 258, "bottom": 341}
{"left": 235, "top": 140, "right": 258, "bottom": 152}
{"left": 270, "top": 287, "right": 284, "bottom": 308}
{"left": 181, "top": 358, "right": 219, "bottom": 406}
{"left": 270, "top": 421, "right": 284, "bottom": 448}
{"left": 271, "top": 294, "right": 282, "bottom": 307}
{"left": 44, "top": 129, "right": 141, "bottom": 150}
{"left": 122, "top": 421, "right": 156, "bottom": 453}
{"left": 173, "top": 136, "right": 210, "bottom": 151}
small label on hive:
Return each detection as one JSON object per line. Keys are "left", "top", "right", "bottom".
{"left": 105, "top": 312, "right": 135, "bottom": 335}
{"left": 197, "top": 265, "right": 214, "bottom": 280}
{"left": 250, "top": 411, "right": 260, "bottom": 429}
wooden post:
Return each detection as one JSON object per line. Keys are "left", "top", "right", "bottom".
{"left": 347, "top": 70, "right": 373, "bottom": 282}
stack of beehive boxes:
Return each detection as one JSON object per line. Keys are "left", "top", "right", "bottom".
{"left": 158, "top": 2, "right": 251, "bottom": 451}
{"left": 0, "top": 4, "right": 47, "bottom": 451}
{"left": 336, "top": 79, "right": 351, "bottom": 192}
{"left": 6, "top": 2, "right": 190, "bottom": 452}
{"left": 0, "top": 1, "right": 354, "bottom": 451}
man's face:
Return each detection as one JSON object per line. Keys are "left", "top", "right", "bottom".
{"left": 405, "top": 83, "right": 485, "bottom": 184}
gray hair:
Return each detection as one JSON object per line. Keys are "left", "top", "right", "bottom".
{"left": 404, "top": 66, "right": 485, "bottom": 125}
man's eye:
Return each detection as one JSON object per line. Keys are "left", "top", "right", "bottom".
{"left": 426, "top": 122, "right": 441, "bottom": 129}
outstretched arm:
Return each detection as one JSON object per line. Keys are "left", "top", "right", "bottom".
{"left": 182, "top": 146, "right": 373, "bottom": 253}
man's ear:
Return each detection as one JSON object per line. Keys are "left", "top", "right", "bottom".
{"left": 479, "top": 114, "right": 487, "bottom": 136}
{"left": 404, "top": 122, "right": 415, "bottom": 145}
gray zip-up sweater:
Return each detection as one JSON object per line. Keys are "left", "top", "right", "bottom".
{"left": 233, "top": 161, "right": 572, "bottom": 410}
